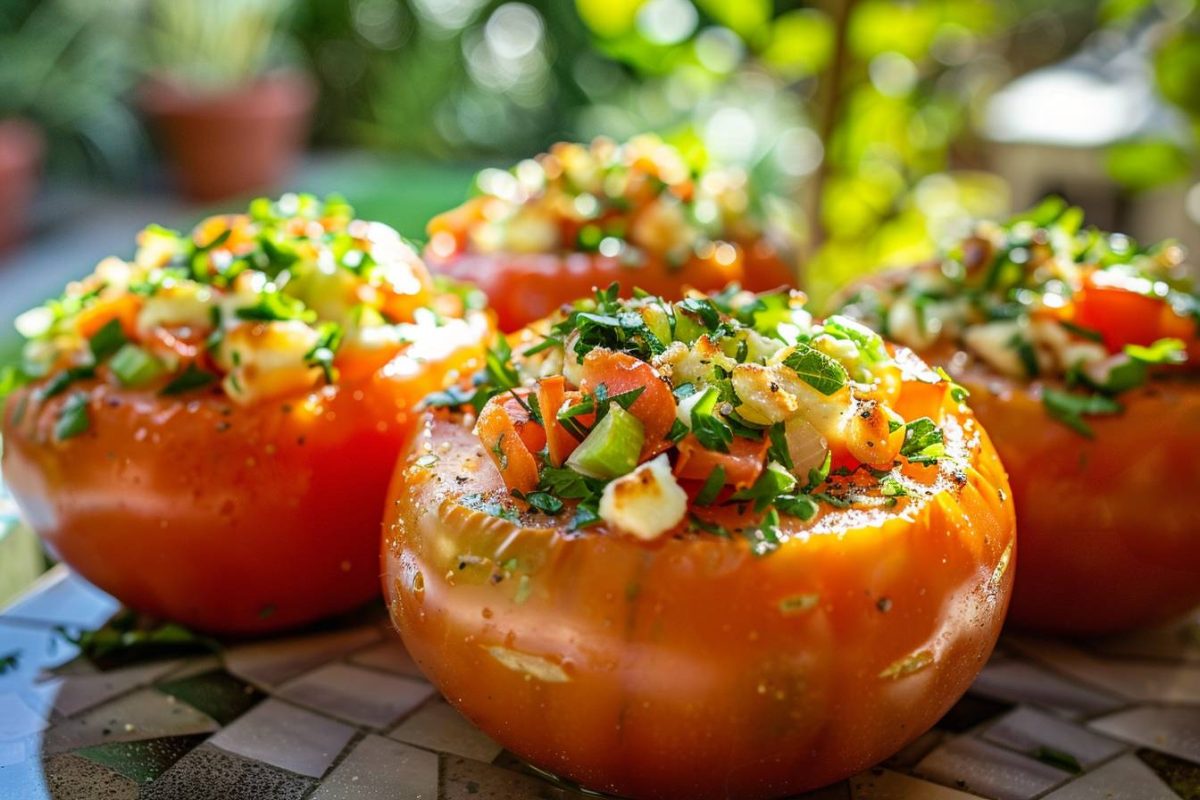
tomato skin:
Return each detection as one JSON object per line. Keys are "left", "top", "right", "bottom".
{"left": 382, "top": 409, "right": 1014, "bottom": 799}
{"left": 425, "top": 243, "right": 794, "bottom": 333}
{"left": 942, "top": 354, "right": 1200, "bottom": 634}
{"left": 1, "top": 316, "right": 489, "bottom": 635}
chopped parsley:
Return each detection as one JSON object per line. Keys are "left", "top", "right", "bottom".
{"left": 1041, "top": 388, "right": 1122, "bottom": 438}
{"left": 782, "top": 344, "right": 848, "bottom": 396}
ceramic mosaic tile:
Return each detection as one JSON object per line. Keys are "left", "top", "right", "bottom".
{"left": 1040, "top": 752, "right": 1178, "bottom": 800}
{"left": 967, "top": 660, "right": 1125, "bottom": 718}
{"left": 347, "top": 638, "right": 427, "bottom": 679}
{"left": 41, "top": 752, "right": 140, "bottom": 799}
{"left": 849, "top": 768, "right": 983, "bottom": 799}
{"left": 1088, "top": 705, "right": 1200, "bottom": 764}
{"left": 2, "top": 564, "right": 1199, "bottom": 799}
{"left": 389, "top": 698, "right": 504, "bottom": 763}
{"left": 307, "top": 733, "right": 438, "bottom": 800}
{"left": 1009, "top": 636, "right": 1200, "bottom": 704}
{"left": 42, "top": 686, "right": 219, "bottom": 755}
{"left": 1087, "top": 609, "right": 1200, "bottom": 664}
{"left": 914, "top": 736, "right": 1070, "bottom": 799}
{"left": 207, "top": 698, "right": 356, "bottom": 778}
{"left": 276, "top": 661, "right": 435, "bottom": 729}
{"left": 981, "top": 706, "right": 1126, "bottom": 769}
{"left": 140, "top": 743, "right": 316, "bottom": 800}
{"left": 51, "top": 659, "right": 183, "bottom": 717}
{"left": 223, "top": 626, "right": 381, "bottom": 689}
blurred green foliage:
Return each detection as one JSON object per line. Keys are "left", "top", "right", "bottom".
{"left": 7, "top": 0, "right": 1199, "bottom": 301}
{"left": 0, "top": 0, "right": 144, "bottom": 178}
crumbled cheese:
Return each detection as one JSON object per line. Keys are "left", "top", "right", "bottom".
{"left": 136, "top": 284, "right": 214, "bottom": 335}
{"left": 598, "top": 454, "right": 688, "bottom": 541}
{"left": 216, "top": 321, "right": 322, "bottom": 404}
{"left": 962, "top": 320, "right": 1027, "bottom": 379}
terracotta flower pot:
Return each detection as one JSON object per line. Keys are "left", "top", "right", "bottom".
{"left": 0, "top": 119, "right": 44, "bottom": 253}
{"left": 139, "top": 71, "right": 315, "bottom": 203}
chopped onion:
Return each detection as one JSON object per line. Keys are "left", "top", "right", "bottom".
{"left": 785, "top": 417, "right": 828, "bottom": 479}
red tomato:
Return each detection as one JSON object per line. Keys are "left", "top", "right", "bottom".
{"left": 2, "top": 315, "right": 490, "bottom": 634}
{"left": 1072, "top": 276, "right": 1178, "bottom": 352}
{"left": 943, "top": 352, "right": 1200, "bottom": 634}
{"left": 424, "top": 236, "right": 797, "bottom": 333}
{"left": 381, "top": 401, "right": 1015, "bottom": 799}
{"left": 673, "top": 433, "right": 769, "bottom": 489}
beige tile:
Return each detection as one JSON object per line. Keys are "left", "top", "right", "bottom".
{"left": 389, "top": 699, "right": 503, "bottom": 762}
{"left": 1088, "top": 705, "right": 1200, "bottom": 765}
{"left": 308, "top": 734, "right": 438, "bottom": 800}
{"left": 208, "top": 698, "right": 355, "bottom": 779}
{"left": 223, "top": 626, "right": 380, "bottom": 689}
{"left": 1041, "top": 753, "right": 1178, "bottom": 800}
{"left": 42, "top": 687, "right": 218, "bottom": 755}
{"left": 277, "top": 662, "right": 434, "bottom": 729}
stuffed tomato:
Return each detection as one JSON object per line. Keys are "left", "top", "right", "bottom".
{"left": 2, "top": 194, "right": 489, "bottom": 634}
{"left": 425, "top": 135, "right": 796, "bottom": 332}
{"left": 836, "top": 198, "right": 1200, "bottom": 635}
{"left": 383, "top": 287, "right": 1015, "bottom": 799}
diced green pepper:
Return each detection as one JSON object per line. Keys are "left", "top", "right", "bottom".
{"left": 566, "top": 404, "right": 644, "bottom": 479}
{"left": 109, "top": 344, "right": 167, "bottom": 388}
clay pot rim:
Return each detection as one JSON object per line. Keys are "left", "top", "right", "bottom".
{"left": 137, "top": 68, "right": 316, "bottom": 118}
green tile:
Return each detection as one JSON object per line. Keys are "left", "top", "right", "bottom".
{"left": 156, "top": 669, "right": 263, "bottom": 726}
{"left": 75, "top": 733, "right": 208, "bottom": 784}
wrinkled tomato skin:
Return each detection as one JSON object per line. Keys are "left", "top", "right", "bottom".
{"left": 382, "top": 412, "right": 1014, "bottom": 799}
{"left": 426, "top": 243, "right": 795, "bottom": 333}
{"left": 2, "top": 319, "right": 488, "bottom": 635}
{"left": 943, "top": 357, "right": 1200, "bottom": 635}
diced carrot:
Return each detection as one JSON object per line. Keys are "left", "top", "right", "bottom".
{"left": 426, "top": 197, "right": 489, "bottom": 254}
{"left": 673, "top": 434, "right": 769, "bottom": 490}
{"left": 536, "top": 376, "right": 578, "bottom": 467}
{"left": 475, "top": 399, "right": 540, "bottom": 495}
{"left": 893, "top": 380, "right": 949, "bottom": 424}
{"left": 75, "top": 294, "right": 142, "bottom": 340}
{"left": 501, "top": 393, "right": 547, "bottom": 454}
{"left": 579, "top": 349, "right": 676, "bottom": 458}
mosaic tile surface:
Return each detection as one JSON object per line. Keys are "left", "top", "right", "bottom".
{"left": 1, "top": 566, "right": 1198, "bottom": 799}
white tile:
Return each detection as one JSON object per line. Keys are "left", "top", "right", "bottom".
{"left": 1, "top": 566, "right": 118, "bottom": 629}
{"left": 389, "top": 699, "right": 503, "bottom": 762}
{"left": 1041, "top": 753, "right": 1178, "bottom": 800}
{"left": 914, "top": 737, "right": 1068, "bottom": 800}
{"left": 441, "top": 754, "right": 579, "bottom": 800}
{"left": 208, "top": 698, "right": 356, "bottom": 779}
{"left": 1088, "top": 610, "right": 1200, "bottom": 664}
{"left": 0, "top": 693, "right": 48, "bottom": 741}
{"left": 277, "top": 662, "right": 434, "bottom": 729}
{"left": 51, "top": 659, "right": 182, "bottom": 716}
{"left": 308, "top": 734, "right": 438, "bottom": 800}
{"left": 967, "top": 661, "right": 1124, "bottom": 718}
{"left": 42, "top": 686, "right": 218, "bottom": 755}
{"left": 1009, "top": 637, "right": 1200, "bottom": 704}
{"left": 850, "top": 768, "right": 982, "bottom": 799}
{"left": 222, "top": 625, "right": 380, "bottom": 689}
{"left": 1089, "top": 705, "right": 1200, "bottom": 765}
{"left": 347, "top": 639, "right": 426, "bottom": 680}
{"left": 983, "top": 707, "right": 1126, "bottom": 768}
